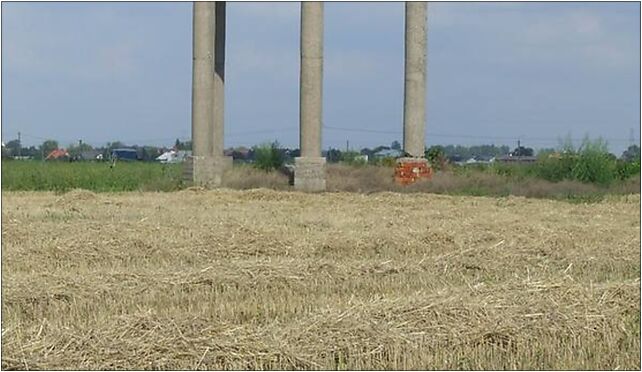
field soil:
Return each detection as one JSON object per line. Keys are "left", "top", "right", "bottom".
{"left": 2, "top": 189, "right": 640, "bottom": 370}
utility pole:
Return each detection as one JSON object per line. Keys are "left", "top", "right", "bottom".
{"left": 17, "top": 132, "right": 21, "bottom": 158}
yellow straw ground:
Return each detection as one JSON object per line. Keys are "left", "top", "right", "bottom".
{"left": 1, "top": 190, "right": 640, "bottom": 369}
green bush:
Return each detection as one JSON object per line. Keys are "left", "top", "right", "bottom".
{"left": 340, "top": 151, "right": 368, "bottom": 166}
{"left": 253, "top": 141, "right": 285, "bottom": 172}
{"left": 532, "top": 138, "right": 626, "bottom": 186}
{"left": 616, "top": 160, "right": 641, "bottom": 181}
{"left": 535, "top": 154, "right": 577, "bottom": 182}
{"left": 570, "top": 138, "right": 616, "bottom": 185}
{"left": 426, "top": 146, "right": 447, "bottom": 170}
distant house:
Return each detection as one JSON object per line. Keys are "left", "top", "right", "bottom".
{"left": 111, "top": 148, "right": 139, "bottom": 161}
{"left": 496, "top": 154, "right": 537, "bottom": 163}
{"left": 356, "top": 154, "right": 369, "bottom": 163}
{"left": 462, "top": 155, "right": 495, "bottom": 165}
{"left": 79, "top": 150, "right": 103, "bottom": 161}
{"left": 156, "top": 150, "right": 191, "bottom": 164}
{"left": 46, "top": 148, "right": 69, "bottom": 160}
{"left": 374, "top": 149, "right": 404, "bottom": 158}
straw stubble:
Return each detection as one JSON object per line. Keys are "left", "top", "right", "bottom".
{"left": 1, "top": 190, "right": 639, "bottom": 369}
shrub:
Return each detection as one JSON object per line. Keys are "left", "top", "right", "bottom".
{"left": 533, "top": 138, "right": 622, "bottom": 185}
{"left": 535, "top": 155, "right": 577, "bottom": 182}
{"left": 571, "top": 138, "right": 616, "bottom": 185}
{"left": 340, "top": 151, "right": 368, "bottom": 166}
{"left": 615, "top": 160, "right": 641, "bottom": 181}
{"left": 253, "top": 141, "right": 285, "bottom": 172}
{"left": 375, "top": 157, "right": 397, "bottom": 167}
{"left": 426, "top": 146, "right": 447, "bottom": 170}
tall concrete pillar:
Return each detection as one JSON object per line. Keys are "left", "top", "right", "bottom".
{"left": 190, "top": 1, "right": 214, "bottom": 162}
{"left": 402, "top": 1, "right": 427, "bottom": 158}
{"left": 295, "top": 1, "right": 326, "bottom": 192}
{"left": 212, "top": 2, "right": 226, "bottom": 158}
{"left": 184, "top": 1, "right": 231, "bottom": 187}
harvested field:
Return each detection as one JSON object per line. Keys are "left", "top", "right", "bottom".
{"left": 1, "top": 190, "right": 640, "bottom": 370}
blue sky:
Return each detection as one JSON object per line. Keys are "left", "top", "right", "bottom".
{"left": 2, "top": 1, "right": 640, "bottom": 154}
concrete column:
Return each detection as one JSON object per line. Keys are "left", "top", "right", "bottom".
{"left": 402, "top": 1, "right": 427, "bottom": 158}
{"left": 184, "top": 2, "right": 231, "bottom": 187}
{"left": 212, "top": 1, "right": 226, "bottom": 158}
{"left": 299, "top": 1, "right": 323, "bottom": 158}
{"left": 191, "top": 1, "right": 214, "bottom": 160}
{"left": 295, "top": 1, "right": 326, "bottom": 192}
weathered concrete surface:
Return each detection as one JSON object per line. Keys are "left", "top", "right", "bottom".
{"left": 403, "top": 2, "right": 427, "bottom": 158}
{"left": 297, "top": 2, "right": 326, "bottom": 192}
{"left": 299, "top": 1, "right": 323, "bottom": 158}
{"left": 191, "top": 1, "right": 214, "bottom": 161}
{"left": 187, "top": 2, "right": 227, "bottom": 187}
{"left": 183, "top": 155, "right": 232, "bottom": 188}
{"left": 294, "top": 157, "right": 326, "bottom": 192}
{"left": 212, "top": 2, "right": 226, "bottom": 158}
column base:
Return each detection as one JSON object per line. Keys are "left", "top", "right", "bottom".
{"left": 183, "top": 155, "right": 233, "bottom": 188}
{"left": 394, "top": 157, "right": 432, "bottom": 185}
{"left": 294, "top": 157, "right": 326, "bottom": 192}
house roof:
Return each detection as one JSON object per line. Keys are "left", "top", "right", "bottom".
{"left": 112, "top": 148, "right": 137, "bottom": 153}
{"left": 374, "top": 149, "right": 403, "bottom": 158}
{"left": 46, "top": 149, "right": 69, "bottom": 160}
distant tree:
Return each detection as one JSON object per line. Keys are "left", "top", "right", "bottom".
{"left": 68, "top": 142, "right": 93, "bottom": 158}
{"left": 23, "top": 146, "right": 40, "bottom": 159}
{"left": 621, "top": 145, "right": 640, "bottom": 162}
{"left": 106, "top": 141, "right": 125, "bottom": 150}
{"left": 39, "top": 140, "right": 59, "bottom": 158}
{"left": 391, "top": 140, "right": 401, "bottom": 150}
{"left": 371, "top": 145, "right": 391, "bottom": 155}
{"left": 174, "top": 139, "right": 192, "bottom": 151}
{"left": 5, "top": 140, "right": 21, "bottom": 157}
{"left": 512, "top": 146, "right": 534, "bottom": 157}
{"left": 326, "top": 148, "right": 342, "bottom": 163}
{"left": 139, "top": 146, "right": 161, "bottom": 162}
{"left": 289, "top": 148, "right": 300, "bottom": 158}
{"left": 359, "top": 147, "right": 374, "bottom": 159}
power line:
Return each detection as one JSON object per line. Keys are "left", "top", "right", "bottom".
{"left": 323, "top": 125, "right": 632, "bottom": 143}
{"left": 7, "top": 126, "right": 635, "bottom": 149}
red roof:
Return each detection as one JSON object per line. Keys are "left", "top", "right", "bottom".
{"left": 46, "top": 148, "right": 69, "bottom": 160}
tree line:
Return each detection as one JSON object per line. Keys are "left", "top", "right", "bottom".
{"left": 2, "top": 137, "right": 640, "bottom": 168}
